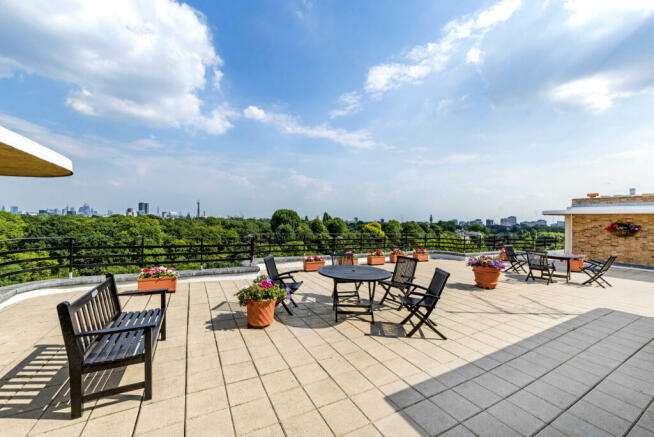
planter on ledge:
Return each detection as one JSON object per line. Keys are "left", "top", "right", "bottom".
{"left": 137, "top": 276, "right": 177, "bottom": 293}
{"left": 389, "top": 252, "right": 405, "bottom": 263}
{"left": 246, "top": 299, "right": 276, "bottom": 328}
{"left": 303, "top": 260, "right": 325, "bottom": 272}
{"left": 472, "top": 266, "right": 501, "bottom": 289}
{"left": 413, "top": 253, "right": 429, "bottom": 262}
{"left": 367, "top": 255, "right": 385, "bottom": 265}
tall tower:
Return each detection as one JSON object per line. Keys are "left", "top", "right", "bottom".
{"left": 196, "top": 200, "right": 200, "bottom": 218}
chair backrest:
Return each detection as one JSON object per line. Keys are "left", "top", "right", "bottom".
{"left": 332, "top": 253, "right": 354, "bottom": 265}
{"left": 504, "top": 245, "right": 519, "bottom": 261}
{"left": 423, "top": 268, "right": 450, "bottom": 308}
{"left": 599, "top": 254, "right": 618, "bottom": 274}
{"left": 264, "top": 255, "right": 280, "bottom": 280}
{"left": 526, "top": 250, "right": 548, "bottom": 267}
{"left": 57, "top": 273, "right": 121, "bottom": 363}
{"left": 392, "top": 256, "right": 418, "bottom": 284}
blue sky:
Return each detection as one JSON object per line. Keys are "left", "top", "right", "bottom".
{"left": 1, "top": 0, "right": 653, "bottom": 221}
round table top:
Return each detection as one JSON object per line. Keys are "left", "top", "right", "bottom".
{"left": 318, "top": 265, "right": 392, "bottom": 281}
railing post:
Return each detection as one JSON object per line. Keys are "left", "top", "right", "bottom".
{"left": 383, "top": 235, "right": 387, "bottom": 251}
{"left": 403, "top": 234, "right": 408, "bottom": 251}
{"left": 140, "top": 236, "right": 145, "bottom": 268}
{"left": 248, "top": 234, "right": 255, "bottom": 264}
{"left": 437, "top": 233, "right": 441, "bottom": 250}
{"left": 68, "top": 237, "right": 74, "bottom": 278}
{"left": 424, "top": 234, "right": 428, "bottom": 250}
{"left": 200, "top": 237, "right": 204, "bottom": 270}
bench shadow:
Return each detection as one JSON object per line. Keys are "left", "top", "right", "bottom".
{"left": 0, "top": 344, "right": 133, "bottom": 420}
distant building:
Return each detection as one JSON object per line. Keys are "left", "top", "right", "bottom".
{"left": 138, "top": 202, "right": 149, "bottom": 216}
{"left": 107, "top": 210, "right": 113, "bottom": 216}
{"left": 486, "top": 219, "right": 495, "bottom": 226}
{"left": 552, "top": 220, "right": 565, "bottom": 227}
{"left": 470, "top": 219, "right": 483, "bottom": 225}
{"left": 500, "top": 216, "right": 517, "bottom": 227}
{"left": 126, "top": 207, "right": 137, "bottom": 217}
{"left": 10, "top": 206, "right": 19, "bottom": 214}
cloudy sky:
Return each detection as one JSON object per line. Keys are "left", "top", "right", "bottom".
{"left": 1, "top": 0, "right": 653, "bottom": 221}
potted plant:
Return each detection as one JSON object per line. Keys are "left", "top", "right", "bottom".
{"left": 235, "top": 275, "right": 289, "bottom": 328}
{"left": 344, "top": 251, "right": 358, "bottom": 265}
{"left": 389, "top": 248, "right": 405, "bottom": 263}
{"left": 303, "top": 254, "right": 325, "bottom": 272}
{"left": 570, "top": 253, "right": 584, "bottom": 272}
{"left": 138, "top": 266, "right": 178, "bottom": 292}
{"left": 367, "top": 249, "right": 385, "bottom": 265}
{"left": 498, "top": 248, "right": 508, "bottom": 261}
{"left": 467, "top": 255, "right": 504, "bottom": 289}
{"left": 413, "top": 248, "right": 429, "bottom": 262}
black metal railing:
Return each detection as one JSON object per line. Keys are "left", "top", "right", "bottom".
{"left": 0, "top": 233, "right": 563, "bottom": 286}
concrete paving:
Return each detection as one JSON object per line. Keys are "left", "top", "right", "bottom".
{"left": 0, "top": 259, "right": 653, "bottom": 436}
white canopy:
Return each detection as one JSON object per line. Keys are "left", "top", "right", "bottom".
{"left": 0, "top": 124, "right": 73, "bottom": 177}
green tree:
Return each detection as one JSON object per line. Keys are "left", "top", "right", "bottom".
{"left": 402, "top": 221, "right": 424, "bottom": 235}
{"left": 322, "top": 212, "right": 331, "bottom": 223}
{"left": 275, "top": 223, "right": 296, "bottom": 241}
{"left": 295, "top": 222, "right": 312, "bottom": 236}
{"left": 438, "top": 220, "right": 457, "bottom": 233}
{"left": 270, "top": 209, "right": 301, "bottom": 232}
{"left": 363, "top": 222, "right": 384, "bottom": 235}
{"left": 309, "top": 218, "right": 328, "bottom": 234}
{"left": 382, "top": 219, "right": 402, "bottom": 235}
{"left": 325, "top": 217, "right": 347, "bottom": 234}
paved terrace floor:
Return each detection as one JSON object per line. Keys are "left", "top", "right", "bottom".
{"left": 1, "top": 259, "right": 654, "bottom": 437}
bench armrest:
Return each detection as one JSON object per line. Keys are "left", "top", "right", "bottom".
{"left": 76, "top": 323, "right": 156, "bottom": 337}
{"left": 118, "top": 288, "right": 170, "bottom": 296}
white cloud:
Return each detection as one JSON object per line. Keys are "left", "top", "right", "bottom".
{"left": 564, "top": 0, "right": 654, "bottom": 27}
{"left": 0, "top": 0, "right": 235, "bottom": 134}
{"left": 364, "top": 0, "right": 521, "bottom": 95}
{"left": 466, "top": 47, "right": 483, "bottom": 65}
{"left": 406, "top": 153, "right": 479, "bottom": 166}
{"left": 329, "top": 92, "right": 363, "bottom": 118}
{"left": 548, "top": 72, "right": 654, "bottom": 112}
{"left": 243, "top": 106, "right": 384, "bottom": 149}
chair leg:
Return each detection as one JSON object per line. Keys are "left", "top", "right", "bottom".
{"left": 424, "top": 319, "right": 447, "bottom": 340}
{"left": 277, "top": 299, "right": 293, "bottom": 315}
{"left": 406, "top": 313, "right": 426, "bottom": 337}
{"left": 144, "top": 329, "right": 153, "bottom": 400}
{"left": 69, "top": 367, "right": 82, "bottom": 419}
{"left": 290, "top": 297, "right": 298, "bottom": 307}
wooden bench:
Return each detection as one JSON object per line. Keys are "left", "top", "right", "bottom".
{"left": 56, "top": 273, "right": 169, "bottom": 418}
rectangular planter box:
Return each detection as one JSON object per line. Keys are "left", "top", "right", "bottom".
{"left": 303, "top": 260, "right": 325, "bottom": 272}
{"left": 137, "top": 276, "right": 177, "bottom": 292}
{"left": 389, "top": 253, "right": 405, "bottom": 263}
{"left": 367, "top": 255, "right": 385, "bottom": 265}
{"left": 413, "top": 253, "right": 429, "bottom": 262}
{"left": 338, "top": 257, "right": 358, "bottom": 265}
{"left": 570, "top": 258, "right": 584, "bottom": 272}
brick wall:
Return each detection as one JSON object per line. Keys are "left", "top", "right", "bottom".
{"left": 572, "top": 214, "right": 654, "bottom": 266}
{"left": 572, "top": 194, "right": 654, "bottom": 205}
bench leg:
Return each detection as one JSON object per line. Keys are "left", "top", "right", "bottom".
{"left": 144, "top": 329, "right": 153, "bottom": 400}
{"left": 70, "top": 367, "right": 82, "bottom": 419}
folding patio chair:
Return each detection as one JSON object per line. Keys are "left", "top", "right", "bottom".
{"left": 379, "top": 255, "right": 418, "bottom": 306}
{"left": 398, "top": 267, "right": 450, "bottom": 338}
{"left": 525, "top": 250, "right": 562, "bottom": 284}
{"left": 264, "top": 255, "right": 302, "bottom": 315}
{"left": 581, "top": 254, "right": 617, "bottom": 288}
{"left": 504, "top": 245, "right": 527, "bottom": 273}
{"left": 330, "top": 253, "right": 361, "bottom": 301}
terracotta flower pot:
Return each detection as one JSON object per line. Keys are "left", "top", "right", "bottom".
{"left": 499, "top": 252, "right": 508, "bottom": 261}
{"left": 472, "top": 266, "right": 501, "bottom": 289}
{"left": 367, "top": 255, "right": 385, "bottom": 265}
{"left": 303, "top": 260, "right": 325, "bottom": 272}
{"left": 247, "top": 299, "right": 276, "bottom": 328}
{"left": 389, "top": 253, "right": 405, "bottom": 263}
{"left": 413, "top": 253, "right": 429, "bottom": 262}
{"left": 138, "top": 277, "right": 177, "bottom": 293}
{"left": 570, "top": 258, "right": 584, "bottom": 272}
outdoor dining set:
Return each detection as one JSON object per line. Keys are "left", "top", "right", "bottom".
{"left": 264, "top": 253, "right": 448, "bottom": 338}
{"left": 502, "top": 244, "right": 617, "bottom": 287}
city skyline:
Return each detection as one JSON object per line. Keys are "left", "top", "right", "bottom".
{"left": 1, "top": 2, "right": 653, "bottom": 220}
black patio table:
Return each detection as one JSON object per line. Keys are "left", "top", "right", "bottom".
{"left": 518, "top": 251, "right": 583, "bottom": 282}
{"left": 546, "top": 253, "right": 584, "bottom": 282}
{"left": 318, "top": 265, "right": 391, "bottom": 324}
